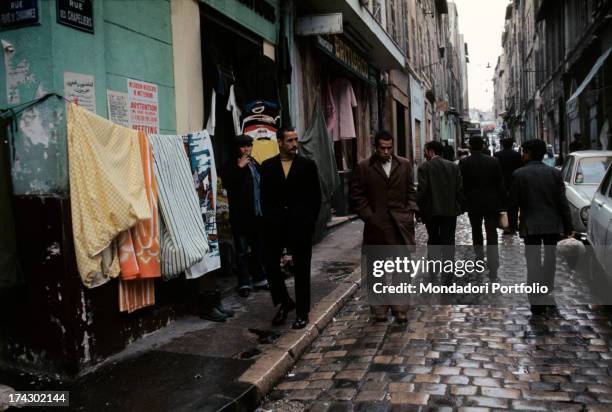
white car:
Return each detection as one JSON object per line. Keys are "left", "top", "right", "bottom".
{"left": 560, "top": 151, "right": 612, "bottom": 239}
{"left": 587, "top": 162, "right": 612, "bottom": 276}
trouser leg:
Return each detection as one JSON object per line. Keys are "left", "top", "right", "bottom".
{"left": 265, "top": 230, "right": 290, "bottom": 307}
{"left": 247, "top": 221, "right": 267, "bottom": 285}
{"left": 291, "top": 233, "right": 313, "bottom": 318}
{"left": 233, "top": 230, "right": 252, "bottom": 288}
{"left": 525, "top": 235, "right": 545, "bottom": 305}
{"left": 484, "top": 213, "right": 500, "bottom": 274}
{"left": 469, "top": 213, "right": 485, "bottom": 259}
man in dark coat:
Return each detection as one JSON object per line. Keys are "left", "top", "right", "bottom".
{"left": 221, "top": 134, "right": 268, "bottom": 298}
{"left": 351, "top": 130, "right": 418, "bottom": 323}
{"left": 261, "top": 127, "right": 321, "bottom": 329}
{"left": 494, "top": 138, "right": 522, "bottom": 233}
{"left": 417, "top": 141, "right": 464, "bottom": 251}
{"left": 509, "top": 139, "right": 574, "bottom": 315}
{"left": 460, "top": 136, "right": 507, "bottom": 279}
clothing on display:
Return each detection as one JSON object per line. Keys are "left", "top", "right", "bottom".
{"left": 243, "top": 124, "right": 277, "bottom": 140}
{"left": 119, "top": 279, "right": 155, "bottom": 313}
{"left": 0, "top": 117, "right": 20, "bottom": 288}
{"left": 326, "top": 78, "right": 358, "bottom": 141}
{"left": 149, "top": 134, "right": 209, "bottom": 279}
{"left": 251, "top": 138, "right": 279, "bottom": 164}
{"left": 226, "top": 85, "right": 242, "bottom": 135}
{"left": 67, "top": 103, "right": 151, "bottom": 288}
{"left": 184, "top": 131, "right": 221, "bottom": 277}
{"left": 206, "top": 89, "right": 216, "bottom": 136}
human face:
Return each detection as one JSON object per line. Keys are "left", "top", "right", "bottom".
{"left": 424, "top": 148, "right": 435, "bottom": 160}
{"left": 375, "top": 139, "right": 393, "bottom": 162}
{"left": 239, "top": 144, "right": 252, "bottom": 157}
{"left": 279, "top": 130, "right": 298, "bottom": 158}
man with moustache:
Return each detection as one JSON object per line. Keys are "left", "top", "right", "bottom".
{"left": 351, "top": 130, "right": 418, "bottom": 323}
{"left": 261, "top": 127, "right": 321, "bottom": 329}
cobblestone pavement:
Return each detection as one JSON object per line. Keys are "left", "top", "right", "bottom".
{"left": 263, "top": 217, "right": 612, "bottom": 411}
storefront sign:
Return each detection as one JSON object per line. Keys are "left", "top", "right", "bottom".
{"left": 106, "top": 90, "right": 129, "bottom": 127}
{"left": 0, "top": 0, "right": 39, "bottom": 31}
{"left": 127, "top": 79, "right": 159, "bottom": 134}
{"left": 64, "top": 72, "right": 96, "bottom": 113}
{"left": 316, "top": 35, "right": 376, "bottom": 86}
{"left": 56, "top": 0, "right": 93, "bottom": 34}
{"left": 236, "top": 0, "right": 275, "bottom": 23}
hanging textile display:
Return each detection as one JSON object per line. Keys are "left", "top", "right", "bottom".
{"left": 67, "top": 103, "right": 151, "bottom": 288}
{"left": 326, "top": 78, "right": 358, "bottom": 141}
{"left": 183, "top": 130, "right": 221, "bottom": 277}
{"left": 117, "top": 131, "right": 160, "bottom": 312}
{"left": 242, "top": 100, "right": 280, "bottom": 163}
{"left": 148, "top": 134, "right": 209, "bottom": 279}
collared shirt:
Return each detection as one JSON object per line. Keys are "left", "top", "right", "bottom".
{"left": 247, "top": 160, "right": 262, "bottom": 216}
{"left": 382, "top": 158, "right": 392, "bottom": 177}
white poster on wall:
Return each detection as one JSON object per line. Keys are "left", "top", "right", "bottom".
{"left": 127, "top": 78, "right": 159, "bottom": 134}
{"left": 106, "top": 90, "right": 129, "bottom": 127}
{"left": 64, "top": 72, "right": 96, "bottom": 113}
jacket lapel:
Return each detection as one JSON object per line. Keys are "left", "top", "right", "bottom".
{"left": 388, "top": 156, "right": 400, "bottom": 180}
{"left": 370, "top": 156, "right": 389, "bottom": 181}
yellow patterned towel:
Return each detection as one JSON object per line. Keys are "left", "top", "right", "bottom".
{"left": 67, "top": 104, "right": 151, "bottom": 288}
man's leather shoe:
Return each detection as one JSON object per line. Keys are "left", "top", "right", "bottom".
{"left": 272, "top": 300, "right": 295, "bottom": 326}
{"left": 292, "top": 317, "right": 309, "bottom": 329}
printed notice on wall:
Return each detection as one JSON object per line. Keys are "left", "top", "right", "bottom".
{"left": 106, "top": 90, "right": 129, "bottom": 127}
{"left": 127, "top": 79, "right": 159, "bottom": 134}
{"left": 64, "top": 72, "right": 96, "bottom": 113}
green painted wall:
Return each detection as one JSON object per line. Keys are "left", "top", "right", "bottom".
{"left": 201, "top": 0, "right": 279, "bottom": 44}
{"left": 0, "top": 0, "right": 175, "bottom": 195}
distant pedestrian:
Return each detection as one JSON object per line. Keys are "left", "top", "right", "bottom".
{"left": 494, "top": 137, "right": 523, "bottom": 233}
{"left": 460, "top": 136, "right": 507, "bottom": 279}
{"left": 221, "top": 134, "right": 269, "bottom": 299}
{"left": 569, "top": 133, "right": 584, "bottom": 153}
{"left": 417, "top": 141, "right": 464, "bottom": 264}
{"left": 442, "top": 141, "right": 455, "bottom": 161}
{"left": 509, "top": 139, "right": 574, "bottom": 316}
{"left": 351, "top": 130, "right": 417, "bottom": 323}
{"left": 261, "top": 127, "right": 321, "bottom": 329}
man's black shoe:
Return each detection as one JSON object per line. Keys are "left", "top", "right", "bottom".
{"left": 199, "top": 306, "right": 227, "bottom": 322}
{"left": 254, "top": 283, "right": 270, "bottom": 291}
{"left": 238, "top": 287, "right": 251, "bottom": 298}
{"left": 530, "top": 305, "right": 546, "bottom": 316}
{"left": 292, "top": 317, "right": 309, "bottom": 329}
{"left": 272, "top": 300, "right": 295, "bottom": 326}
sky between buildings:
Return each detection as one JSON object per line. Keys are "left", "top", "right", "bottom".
{"left": 451, "top": 0, "right": 510, "bottom": 111}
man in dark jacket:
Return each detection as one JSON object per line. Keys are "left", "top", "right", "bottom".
{"left": 417, "top": 141, "right": 464, "bottom": 249}
{"left": 509, "top": 139, "right": 574, "bottom": 315}
{"left": 261, "top": 127, "right": 321, "bottom": 329}
{"left": 222, "top": 134, "right": 268, "bottom": 298}
{"left": 351, "top": 130, "right": 418, "bottom": 323}
{"left": 460, "top": 136, "right": 507, "bottom": 279}
{"left": 494, "top": 138, "right": 523, "bottom": 233}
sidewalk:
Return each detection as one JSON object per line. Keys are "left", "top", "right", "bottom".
{"left": 0, "top": 219, "right": 364, "bottom": 412}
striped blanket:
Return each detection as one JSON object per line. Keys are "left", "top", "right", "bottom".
{"left": 149, "top": 134, "right": 209, "bottom": 279}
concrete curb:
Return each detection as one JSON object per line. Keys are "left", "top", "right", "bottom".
{"left": 237, "top": 268, "right": 362, "bottom": 405}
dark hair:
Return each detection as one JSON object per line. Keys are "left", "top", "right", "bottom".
{"left": 469, "top": 136, "right": 484, "bottom": 151}
{"left": 277, "top": 126, "right": 296, "bottom": 141}
{"left": 521, "top": 139, "right": 546, "bottom": 161}
{"left": 501, "top": 138, "right": 514, "bottom": 149}
{"left": 425, "top": 140, "right": 444, "bottom": 155}
{"left": 374, "top": 130, "right": 393, "bottom": 146}
{"left": 573, "top": 132, "right": 581, "bottom": 139}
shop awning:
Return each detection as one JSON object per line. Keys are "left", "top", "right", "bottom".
{"left": 566, "top": 47, "right": 612, "bottom": 114}
{"left": 299, "top": 0, "right": 406, "bottom": 70}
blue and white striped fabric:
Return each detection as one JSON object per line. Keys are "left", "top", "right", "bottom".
{"left": 149, "top": 134, "right": 209, "bottom": 279}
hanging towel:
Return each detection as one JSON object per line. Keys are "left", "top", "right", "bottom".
{"left": 184, "top": 131, "right": 221, "bottom": 278}
{"left": 119, "top": 278, "right": 155, "bottom": 313}
{"left": 149, "top": 134, "right": 209, "bottom": 279}
{"left": 67, "top": 104, "right": 151, "bottom": 288}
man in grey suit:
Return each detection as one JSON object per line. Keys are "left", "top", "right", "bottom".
{"left": 417, "top": 141, "right": 464, "bottom": 263}
{"left": 509, "top": 139, "right": 574, "bottom": 315}
{"left": 460, "top": 136, "right": 507, "bottom": 279}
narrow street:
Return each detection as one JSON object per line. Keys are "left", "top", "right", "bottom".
{"left": 264, "top": 217, "right": 612, "bottom": 411}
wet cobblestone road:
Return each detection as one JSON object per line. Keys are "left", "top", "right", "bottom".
{"left": 264, "top": 217, "right": 612, "bottom": 411}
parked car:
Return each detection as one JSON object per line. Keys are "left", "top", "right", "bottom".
{"left": 560, "top": 151, "right": 612, "bottom": 240}
{"left": 587, "top": 162, "right": 612, "bottom": 277}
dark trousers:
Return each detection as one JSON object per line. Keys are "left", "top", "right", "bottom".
{"left": 468, "top": 212, "right": 500, "bottom": 274}
{"left": 524, "top": 234, "right": 560, "bottom": 305}
{"left": 233, "top": 218, "right": 267, "bottom": 288}
{"left": 265, "top": 225, "right": 313, "bottom": 318}
{"left": 425, "top": 215, "right": 457, "bottom": 265}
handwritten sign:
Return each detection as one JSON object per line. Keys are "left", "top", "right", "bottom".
{"left": 106, "top": 89, "right": 129, "bottom": 127}
{"left": 127, "top": 79, "right": 159, "bottom": 134}
{"left": 64, "top": 72, "right": 96, "bottom": 113}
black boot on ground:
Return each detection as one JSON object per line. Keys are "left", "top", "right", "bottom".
{"left": 214, "top": 290, "right": 235, "bottom": 318}
{"left": 198, "top": 291, "right": 227, "bottom": 322}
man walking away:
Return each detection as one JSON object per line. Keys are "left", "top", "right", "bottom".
{"left": 569, "top": 133, "right": 584, "bottom": 153}
{"left": 351, "top": 130, "right": 418, "bottom": 323}
{"left": 417, "top": 141, "right": 464, "bottom": 266}
{"left": 221, "top": 134, "right": 269, "bottom": 298}
{"left": 509, "top": 139, "right": 574, "bottom": 316}
{"left": 442, "top": 141, "right": 455, "bottom": 161}
{"left": 494, "top": 138, "right": 523, "bottom": 233}
{"left": 261, "top": 127, "right": 321, "bottom": 329}
{"left": 460, "top": 136, "right": 507, "bottom": 279}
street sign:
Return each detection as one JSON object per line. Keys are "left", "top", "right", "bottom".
{"left": 57, "top": 0, "right": 94, "bottom": 34}
{"left": 0, "top": 0, "right": 39, "bottom": 31}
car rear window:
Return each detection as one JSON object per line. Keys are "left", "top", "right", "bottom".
{"left": 575, "top": 157, "right": 612, "bottom": 184}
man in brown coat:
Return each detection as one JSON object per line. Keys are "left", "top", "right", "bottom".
{"left": 351, "top": 130, "right": 418, "bottom": 323}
